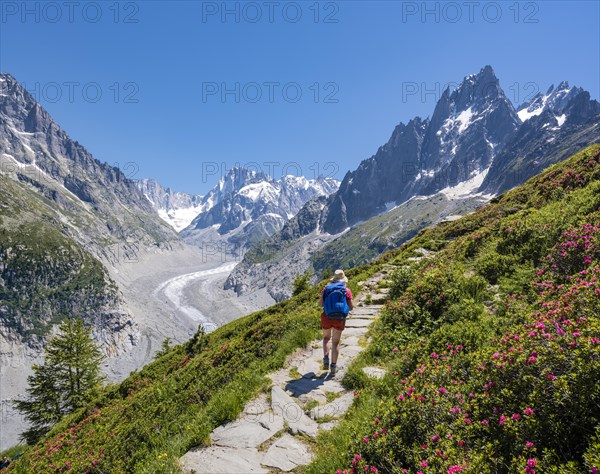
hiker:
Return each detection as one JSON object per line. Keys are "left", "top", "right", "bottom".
{"left": 319, "top": 269, "right": 353, "bottom": 375}
{"left": 0, "top": 456, "right": 9, "bottom": 469}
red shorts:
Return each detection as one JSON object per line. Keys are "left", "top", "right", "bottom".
{"left": 321, "top": 313, "right": 346, "bottom": 331}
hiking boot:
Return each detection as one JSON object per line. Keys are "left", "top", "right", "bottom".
{"left": 322, "top": 356, "right": 330, "bottom": 370}
{"left": 329, "top": 363, "right": 337, "bottom": 375}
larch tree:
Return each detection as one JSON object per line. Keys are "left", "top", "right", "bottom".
{"left": 14, "top": 318, "right": 105, "bottom": 444}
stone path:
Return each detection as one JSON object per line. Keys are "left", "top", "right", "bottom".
{"left": 179, "top": 267, "right": 394, "bottom": 474}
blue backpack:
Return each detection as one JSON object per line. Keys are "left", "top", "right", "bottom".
{"left": 323, "top": 282, "right": 350, "bottom": 320}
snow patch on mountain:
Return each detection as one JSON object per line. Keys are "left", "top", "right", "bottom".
{"left": 457, "top": 107, "right": 475, "bottom": 133}
{"left": 157, "top": 206, "right": 205, "bottom": 232}
{"left": 517, "top": 96, "right": 548, "bottom": 122}
{"left": 517, "top": 82, "right": 580, "bottom": 123}
{"left": 440, "top": 168, "right": 490, "bottom": 199}
{"left": 238, "top": 181, "right": 278, "bottom": 202}
{"left": 136, "top": 179, "right": 204, "bottom": 232}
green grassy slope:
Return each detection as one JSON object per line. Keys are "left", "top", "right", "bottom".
{"left": 307, "top": 144, "right": 600, "bottom": 473}
{"left": 6, "top": 145, "right": 600, "bottom": 473}
{"left": 5, "top": 258, "right": 377, "bottom": 473}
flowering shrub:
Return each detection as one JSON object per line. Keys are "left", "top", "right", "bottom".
{"left": 542, "top": 217, "right": 600, "bottom": 279}
{"left": 342, "top": 266, "right": 600, "bottom": 473}
{"left": 382, "top": 261, "right": 465, "bottom": 331}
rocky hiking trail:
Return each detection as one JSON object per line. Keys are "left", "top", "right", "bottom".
{"left": 179, "top": 267, "right": 394, "bottom": 473}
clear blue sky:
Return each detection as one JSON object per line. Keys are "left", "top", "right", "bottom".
{"left": 1, "top": 1, "right": 599, "bottom": 194}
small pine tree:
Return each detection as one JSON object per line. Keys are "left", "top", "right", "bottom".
{"left": 14, "top": 318, "right": 105, "bottom": 444}
{"left": 292, "top": 271, "right": 312, "bottom": 296}
{"left": 154, "top": 337, "right": 173, "bottom": 360}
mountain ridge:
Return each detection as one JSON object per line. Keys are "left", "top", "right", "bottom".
{"left": 226, "top": 66, "right": 600, "bottom": 301}
{"left": 180, "top": 167, "right": 339, "bottom": 251}
{"left": 0, "top": 72, "right": 179, "bottom": 258}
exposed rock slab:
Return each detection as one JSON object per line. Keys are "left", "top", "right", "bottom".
{"left": 262, "top": 434, "right": 313, "bottom": 471}
{"left": 310, "top": 392, "right": 355, "bottom": 420}
{"left": 341, "top": 345, "right": 366, "bottom": 359}
{"left": 321, "top": 379, "right": 346, "bottom": 393}
{"left": 179, "top": 446, "right": 268, "bottom": 474}
{"left": 271, "top": 386, "right": 318, "bottom": 437}
{"left": 341, "top": 336, "right": 362, "bottom": 347}
{"left": 318, "top": 420, "right": 339, "bottom": 431}
{"left": 298, "top": 388, "right": 328, "bottom": 404}
{"left": 345, "top": 318, "right": 373, "bottom": 328}
{"left": 295, "top": 357, "right": 322, "bottom": 376}
{"left": 350, "top": 313, "right": 378, "bottom": 320}
{"left": 211, "top": 415, "right": 284, "bottom": 448}
{"left": 370, "top": 294, "right": 388, "bottom": 304}
{"left": 243, "top": 393, "right": 270, "bottom": 417}
{"left": 341, "top": 327, "right": 369, "bottom": 337}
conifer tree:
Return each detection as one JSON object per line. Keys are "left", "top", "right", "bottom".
{"left": 14, "top": 318, "right": 105, "bottom": 444}
{"left": 292, "top": 271, "right": 312, "bottom": 296}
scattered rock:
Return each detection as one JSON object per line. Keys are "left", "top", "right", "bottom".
{"left": 362, "top": 366, "right": 386, "bottom": 379}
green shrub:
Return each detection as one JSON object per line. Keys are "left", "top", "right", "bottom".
{"left": 474, "top": 249, "right": 517, "bottom": 284}
{"left": 388, "top": 265, "right": 417, "bottom": 299}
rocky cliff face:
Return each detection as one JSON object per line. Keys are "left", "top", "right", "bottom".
{"left": 480, "top": 82, "right": 600, "bottom": 194}
{"left": 0, "top": 73, "right": 178, "bottom": 257}
{"left": 324, "top": 66, "right": 521, "bottom": 233}
{"left": 0, "top": 72, "right": 183, "bottom": 343}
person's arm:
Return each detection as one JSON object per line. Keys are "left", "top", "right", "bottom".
{"left": 318, "top": 290, "right": 324, "bottom": 307}
{"left": 347, "top": 289, "right": 354, "bottom": 311}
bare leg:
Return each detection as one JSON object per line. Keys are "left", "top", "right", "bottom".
{"left": 331, "top": 328, "right": 343, "bottom": 364}
{"left": 322, "top": 329, "right": 331, "bottom": 358}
